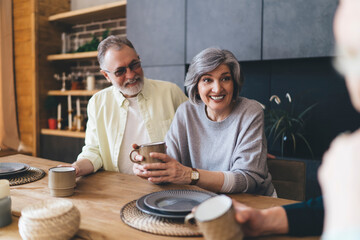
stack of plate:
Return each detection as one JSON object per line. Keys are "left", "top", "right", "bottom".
{"left": 0, "top": 162, "right": 30, "bottom": 177}
{"left": 136, "top": 189, "right": 217, "bottom": 219}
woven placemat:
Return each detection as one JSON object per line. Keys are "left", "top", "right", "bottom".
{"left": 0, "top": 167, "right": 45, "bottom": 186}
{"left": 120, "top": 200, "right": 201, "bottom": 237}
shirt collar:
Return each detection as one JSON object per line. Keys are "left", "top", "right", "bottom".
{"left": 138, "top": 77, "right": 150, "bottom": 101}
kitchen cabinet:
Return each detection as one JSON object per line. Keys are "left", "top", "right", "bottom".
{"left": 186, "top": 0, "right": 262, "bottom": 63}
{"left": 40, "top": 135, "right": 85, "bottom": 163}
{"left": 143, "top": 65, "right": 186, "bottom": 91}
{"left": 127, "top": 0, "right": 186, "bottom": 67}
{"left": 262, "top": 0, "right": 337, "bottom": 60}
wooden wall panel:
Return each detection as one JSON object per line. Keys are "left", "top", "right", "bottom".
{"left": 13, "top": 0, "right": 35, "bottom": 154}
{"left": 13, "top": 0, "right": 70, "bottom": 155}
{"left": 13, "top": 40, "right": 32, "bottom": 55}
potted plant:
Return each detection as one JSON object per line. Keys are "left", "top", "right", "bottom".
{"left": 264, "top": 93, "right": 317, "bottom": 158}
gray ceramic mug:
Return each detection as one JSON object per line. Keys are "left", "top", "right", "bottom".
{"left": 185, "top": 195, "right": 243, "bottom": 240}
{"left": 129, "top": 141, "right": 166, "bottom": 164}
{"left": 48, "top": 167, "right": 76, "bottom": 197}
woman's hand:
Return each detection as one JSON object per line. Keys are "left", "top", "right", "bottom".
{"left": 133, "top": 152, "right": 192, "bottom": 185}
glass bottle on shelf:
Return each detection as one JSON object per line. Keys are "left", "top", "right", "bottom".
{"left": 86, "top": 72, "right": 95, "bottom": 91}
{"left": 61, "top": 32, "right": 67, "bottom": 54}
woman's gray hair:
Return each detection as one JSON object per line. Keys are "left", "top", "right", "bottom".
{"left": 97, "top": 35, "right": 135, "bottom": 68}
{"left": 185, "top": 48, "right": 244, "bottom": 104}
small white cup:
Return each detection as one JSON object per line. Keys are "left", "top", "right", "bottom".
{"left": 185, "top": 195, "right": 243, "bottom": 240}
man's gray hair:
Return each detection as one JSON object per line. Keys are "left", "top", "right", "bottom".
{"left": 185, "top": 47, "right": 244, "bottom": 105}
{"left": 97, "top": 35, "right": 135, "bottom": 68}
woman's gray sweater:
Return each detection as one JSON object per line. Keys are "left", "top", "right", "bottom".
{"left": 165, "top": 97, "right": 274, "bottom": 196}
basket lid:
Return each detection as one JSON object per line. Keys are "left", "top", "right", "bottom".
{"left": 21, "top": 199, "right": 74, "bottom": 219}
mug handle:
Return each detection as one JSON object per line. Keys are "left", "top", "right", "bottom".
{"left": 184, "top": 212, "right": 197, "bottom": 227}
{"left": 129, "top": 149, "right": 140, "bottom": 163}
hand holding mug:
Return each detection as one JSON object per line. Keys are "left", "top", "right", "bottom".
{"left": 129, "top": 142, "right": 166, "bottom": 164}
{"left": 185, "top": 195, "right": 243, "bottom": 240}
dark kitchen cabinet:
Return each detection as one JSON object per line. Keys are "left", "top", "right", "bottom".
{"left": 186, "top": 0, "right": 262, "bottom": 63}
{"left": 262, "top": 0, "right": 338, "bottom": 60}
{"left": 143, "top": 65, "right": 186, "bottom": 91}
{"left": 127, "top": 0, "right": 186, "bottom": 67}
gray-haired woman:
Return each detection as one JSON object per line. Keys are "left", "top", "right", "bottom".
{"left": 133, "top": 47, "right": 275, "bottom": 196}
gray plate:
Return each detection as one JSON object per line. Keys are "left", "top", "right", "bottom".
{"left": 0, "top": 162, "right": 30, "bottom": 176}
{"left": 136, "top": 194, "right": 187, "bottom": 219}
{"left": 143, "top": 189, "right": 217, "bottom": 214}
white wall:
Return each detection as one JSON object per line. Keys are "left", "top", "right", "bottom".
{"left": 71, "top": 0, "right": 120, "bottom": 10}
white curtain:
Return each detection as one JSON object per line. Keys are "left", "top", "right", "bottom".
{"left": 0, "top": 0, "right": 20, "bottom": 150}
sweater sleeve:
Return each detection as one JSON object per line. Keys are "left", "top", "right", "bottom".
{"left": 283, "top": 196, "right": 324, "bottom": 236}
{"left": 230, "top": 107, "right": 274, "bottom": 195}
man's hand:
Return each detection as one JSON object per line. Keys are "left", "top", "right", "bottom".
{"left": 233, "top": 200, "right": 289, "bottom": 237}
{"left": 58, "top": 158, "right": 94, "bottom": 177}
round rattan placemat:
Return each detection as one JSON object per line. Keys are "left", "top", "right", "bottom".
{"left": 120, "top": 200, "right": 201, "bottom": 237}
{"left": 0, "top": 167, "right": 45, "bottom": 186}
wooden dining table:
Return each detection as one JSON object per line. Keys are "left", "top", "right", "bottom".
{"left": 0, "top": 154, "right": 319, "bottom": 240}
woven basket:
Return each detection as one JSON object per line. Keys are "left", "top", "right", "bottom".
{"left": 18, "top": 199, "right": 80, "bottom": 240}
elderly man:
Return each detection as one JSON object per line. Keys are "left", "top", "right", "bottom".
{"left": 71, "top": 36, "right": 187, "bottom": 176}
{"left": 233, "top": 0, "right": 360, "bottom": 239}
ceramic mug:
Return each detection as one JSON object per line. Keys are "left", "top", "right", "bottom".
{"left": 48, "top": 167, "right": 76, "bottom": 197}
{"left": 185, "top": 195, "right": 243, "bottom": 240}
{"left": 129, "top": 141, "right": 166, "bottom": 164}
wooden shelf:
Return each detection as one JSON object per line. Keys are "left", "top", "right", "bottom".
{"left": 41, "top": 129, "right": 85, "bottom": 138}
{"left": 47, "top": 51, "right": 98, "bottom": 61}
{"left": 48, "top": 90, "right": 99, "bottom": 96}
{"left": 48, "top": 1, "right": 126, "bottom": 25}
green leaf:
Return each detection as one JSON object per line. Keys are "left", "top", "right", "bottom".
{"left": 298, "top": 103, "right": 318, "bottom": 119}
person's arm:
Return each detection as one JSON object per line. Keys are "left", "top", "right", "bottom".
{"left": 234, "top": 197, "right": 324, "bottom": 237}
{"left": 58, "top": 159, "right": 94, "bottom": 177}
{"left": 75, "top": 96, "right": 103, "bottom": 172}
{"left": 233, "top": 200, "right": 289, "bottom": 237}
{"left": 132, "top": 152, "right": 225, "bottom": 192}
{"left": 283, "top": 197, "right": 324, "bottom": 236}
{"left": 72, "top": 159, "right": 94, "bottom": 177}
{"left": 227, "top": 102, "right": 273, "bottom": 195}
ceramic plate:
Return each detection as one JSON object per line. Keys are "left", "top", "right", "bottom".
{"left": 0, "top": 162, "right": 30, "bottom": 176}
{"left": 136, "top": 195, "right": 187, "bottom": 219}
{"left": 143, "top": 189, "right": 217, "bottom": 214}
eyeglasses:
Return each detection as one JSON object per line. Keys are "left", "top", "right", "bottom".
{"left": 102, "top": 59, "right": 142, "bottom": 78}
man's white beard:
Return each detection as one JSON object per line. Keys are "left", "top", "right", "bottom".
{"left": 113, "top": 77, "right": 144, "bottom": 97}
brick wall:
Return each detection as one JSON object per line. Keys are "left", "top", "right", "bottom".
{"left": 67, "top": 18, "right": 126, "bottom": 53}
